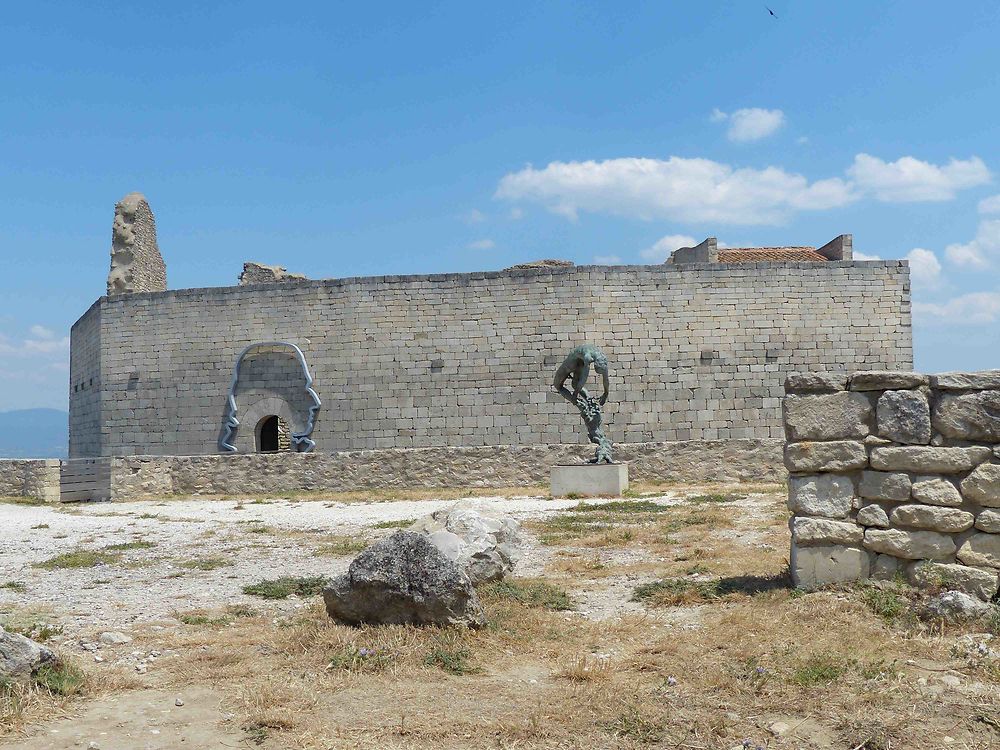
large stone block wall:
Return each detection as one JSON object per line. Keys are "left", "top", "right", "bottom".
{"left": 0, "top": 460, "right": 61, "bottom": 502}
{"left": 70, "top": 261, "right": 911, "bottom": 458}
{"left": 69, "top": 301, "right": 102, "bottom": 459}
{"left": 106, "top": 438, "right": 782, "bottom": 500}
{"left": 786, "top": 370, "right": 1000, "bottom": 601}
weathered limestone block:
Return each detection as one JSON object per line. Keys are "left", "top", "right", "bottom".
{"left": 911, "top": 476, "right": 964, "bottom": 507}
{"left": 976, "top": 509, "right": 1000, "bottom": 533}
{"left": 238, "top": 262, "right": 308, "bottom": 285}
{"left": 961, "top": 464, "right": 1000, "bottom": 507}
{"left": 790, "top": 542, "right": 870, "bottom": 589}
{"left": 859, "top": 471, "right": 911, "bottom": 502}
{"left": 784, "top": 372, "right": 847, "bottom": 393}
{"left": 784, "top": 392, "right": 872, "bottom": 441}
{"left": 876, "top": 390, "right": 931, "bottom": 444}
{"left": 856, "top": 503, "right": 890, "bottom": 528}
{"left": 889, "top": 504, "right": 974, "bottom": 533}
{"left": 908, "top": 561, "right": 1000, "bottom": 601}
{"left": 957, "top": 533, "right": 1000, "bottom": 569}
{"left": 849, "top": 371, "right": 928, "bottom": 391}
{"left": 784, "top": 441, "right": 867, "bottom": 473}
{"left": 788, "top": 475, "right": 854, "bottom": 519}
{"left": 863, "top": 528, "right": 957, "bottom": 560}
{"left": 870, "top": 446, "right": 991, "bottom": 473}
{"left": 791, "top": 517, "right": 864, "bottom": 546}
{"left": 872, "top": 554, "right": 902, "bottom": 580}
{"left": 933, "top": 391, "right": 1000, "bottom": 442}
{"left": 323, "top": 532, "right": 486, "bottom": 628}
{"left": 107, "top": 192, "right": 167, "bottom": 296}
{"left": 409, "top": 501, "right": 523, "bottom": 585}
{"left": 920, "top": 591, "right": 994, "bottom": 621}
{"left": 932, "top": 371, "right": 1000, "bottom": 391}
{"left": 0, "top": 626, "right": 55, "bottom": 680}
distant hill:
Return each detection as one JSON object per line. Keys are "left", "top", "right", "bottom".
{"left": 0, "top": 409, "right": 68, "bottom": 458}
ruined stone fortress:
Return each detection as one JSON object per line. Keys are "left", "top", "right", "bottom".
{"left": 9, "top": 193, "right": 914, "bottom": 500}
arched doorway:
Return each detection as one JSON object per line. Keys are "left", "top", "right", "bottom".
{"left": 256, "top": 415, "right": 279, "bottom": 453}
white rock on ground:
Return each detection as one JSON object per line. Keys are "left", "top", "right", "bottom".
{"left": 920, "top": 591, "right": 995, "bottom": 622}
{"left": 410, "top": 500, "right": 524, "bottom": 585}
{"left": 0, "top": 625, "right": 55, "bottom": 680}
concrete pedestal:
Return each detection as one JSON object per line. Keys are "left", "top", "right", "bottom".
{"left": 550, "top": 463, "right": 629, "bottom": 498}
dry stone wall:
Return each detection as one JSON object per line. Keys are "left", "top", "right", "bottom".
{"left": 106, "top": 438, "right": 782, "bottom": 500}
{"left": 0, "top": 460, "right": 60, "bottom": 502}
{"left": 70, "top": 261, "right": 910, "bottom": 458}
{"left": 786, "top": 370, "right": 1000, "bottom": 601}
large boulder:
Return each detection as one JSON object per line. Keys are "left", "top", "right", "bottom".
{"left": 0, "top": 625, "right": 55, "bottom": 680}
{"left": 410, "top": 502, "right": 523, "bottom": 585}
{"left": 323, "top": 532, "right": 486, "bottom": 628}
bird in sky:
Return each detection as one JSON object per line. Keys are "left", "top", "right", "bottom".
{"left": 766, "top": 6, "right": 776, "bottom": 16}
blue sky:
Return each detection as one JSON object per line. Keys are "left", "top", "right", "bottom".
{"left": 2, "top": 1, "right": 999, "bottom": 412}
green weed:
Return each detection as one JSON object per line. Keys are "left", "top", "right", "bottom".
{"left": 243, "top": 576, "right": 327, "bottom": 600}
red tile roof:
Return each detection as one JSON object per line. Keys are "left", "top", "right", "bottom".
{"left": 718, "top": 246, "right": 828, "bottom": 263}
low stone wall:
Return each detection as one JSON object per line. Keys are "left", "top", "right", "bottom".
{"left": 0, "top": 460, "right": 61, "bottom": 502}
{"left": 785, "top": 370, "right": 1000, "bottom": 600}
{"left": 107, "top": 439, "right": 783, "bottom": 500}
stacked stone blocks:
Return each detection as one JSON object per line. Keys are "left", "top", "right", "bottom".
{"left": 70, "top": 261, "right": 910, "bottom": 458}
{"left": 786, "top": 369, "right": 1000, "bottom": 601}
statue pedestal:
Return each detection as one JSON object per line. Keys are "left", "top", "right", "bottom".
{"left": 550, "top": 463, "right": 629, "bottom": 498}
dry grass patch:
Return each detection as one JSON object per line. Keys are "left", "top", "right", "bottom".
{"left": 314, "top": 535, "right": 369, "bottom": 557}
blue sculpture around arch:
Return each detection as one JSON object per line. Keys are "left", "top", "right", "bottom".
{"left": 219, "top": 341, "right": 322, "bottom": 453}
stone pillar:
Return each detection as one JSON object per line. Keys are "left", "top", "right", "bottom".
{"left": 107, "top": 193, "right": 167, "bottom": 296}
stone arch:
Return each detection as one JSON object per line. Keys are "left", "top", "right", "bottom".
{"left": 219, "top": 342, "right": 321, "bottom": 453}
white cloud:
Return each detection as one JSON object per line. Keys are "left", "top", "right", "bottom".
{"left": 0, "top": 327, "right": 70, "bottom": 410}
{"left": 915, "top": 292, "right": 1000, "bottom": 325}
{"left": 466, "top": 239, "right": 496, "bottom": 250}
{"left": 978, "top": 194, "right": 1000, "bottom": 214}
{"left": 508, "top": 207, "right": 524, "bottom": 220}
{"left": 710, "top": 108, "right": 786, "bottom": 142}
{"left": 905, "top": 247, "right": 943, "bottom": 289}
{"left": 640, "top": 234, "right": 698, "bottom": 262}
{"left": 848, "top": 154, "right": 991, "bottom": 202}
{"left": 724, "top": 108, "right": 786, "bottom": 143}
{"left": 945, "top": 219, "right": 1000, "bottom": 269}
{"left": 496, "top": 157, "right": 854, "bottom": 225}
{"left": 0, "top": 329, "right": 69, "bottom": 357}
{"left": 853, "top": 251, "right": 882, "bottom": 261}
{"left": 463, "top": 209, "right": 487, "bottom": 224}
{"left": 594, "top": 254, "right": 623, "bottom": 264}
{"left": 796, "top": 136, "right": 809, "bottom": 145}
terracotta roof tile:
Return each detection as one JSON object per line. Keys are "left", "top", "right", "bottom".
{"left": 718, "top": 246, "right": 828, "bottom": 263}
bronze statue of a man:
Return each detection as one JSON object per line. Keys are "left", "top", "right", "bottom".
{"left": 553, "top": 344, "right": 613, "bottom": 464}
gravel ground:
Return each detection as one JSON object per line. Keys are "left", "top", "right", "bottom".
{"left": 0, "top": 492, "right": 686, "bottom": 635}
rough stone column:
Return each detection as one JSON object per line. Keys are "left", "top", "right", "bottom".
{"left": 107, "top": 193, "right": 167, "bottom": 296}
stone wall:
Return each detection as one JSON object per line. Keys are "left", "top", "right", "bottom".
{"left": 70, "top": 261, "right": 911, "bottom": 458}
{"left": 101, "top": 439, "right": 782, "bottom": 500}
{"left": 786, "top": 370, "right": 1000, "bottom": 601}
{"left": 0, "top": 460, "right": 61, "bottom": 502}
